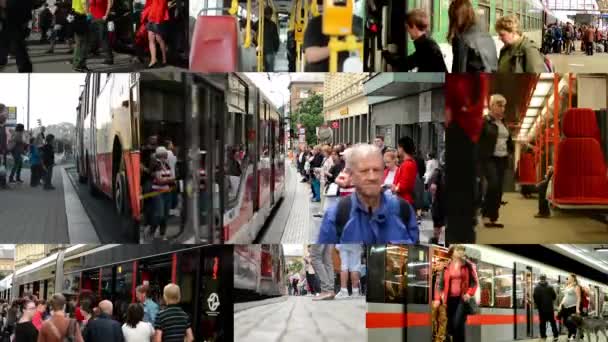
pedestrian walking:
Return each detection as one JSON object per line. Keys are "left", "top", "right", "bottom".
{"left": 122, "top": 303, "right": 154, "bottom": 342}
{"left": 38, "top": 293, "right": 83, "bottom": 342}
{"left": 40, "top": 134, "right": 56, "bottom": 191}
{"left": 15, "top": 300, "right": 38, "bottom": 342}
{"left": 83, "top": 300, "right": 124, "bottom": 342}
{"left": 154, "top": 284, "right": 194, "bottom": 342}
{"left": 533, "top": 274, "right": 559, "bottom": 341}
{"left": 8, "top": 123, "right": 25, "bottom": 184}
{"left": 309, "top": 244, "right": 335, "bottom": 301}
{"left": 135, "top": 285, "right": 159, "bottom": 325}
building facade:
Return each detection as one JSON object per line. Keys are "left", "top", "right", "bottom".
{"left": 0, "top": 249, "right": 14, "bottom": 279}
{"left": 288, "top": 75, "right": 324, "bottom": 116}
{"left": 15, "top": 244, "right": 61, "bottom": 270}
{"left": 324, "top": 73, "right": 370, "bottom": 145}
{"left": 363, "top": 73, "right": 446, "bottom": 159}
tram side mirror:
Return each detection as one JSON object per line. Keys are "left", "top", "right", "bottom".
{"left": 323, "top": 0, "right": 353, "bottom": 36}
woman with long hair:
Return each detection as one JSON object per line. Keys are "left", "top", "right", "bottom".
{"left": 122, "top": 303, "right": 154, "bottom": 342}
{"left": 447, "top": 0, "right": 497, "bottom": 72}
{"left": 433, "top": 245, "right": 479, "bottom": 342}
{"left": 559, "top": 274, "right": 581, "bottom": 339}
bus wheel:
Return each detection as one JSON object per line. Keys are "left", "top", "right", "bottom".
{"left": 115, "top": 168, "right": 129, "bottom": 217}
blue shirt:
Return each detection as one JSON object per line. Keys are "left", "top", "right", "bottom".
{"left": 29, "top": 145, "right": 41, "bottom": 165}
{"left": 317, "top": 192, "right": 419, "bottom": 244}
{"left": 143, "top": 298, "right": 160, "bottom": 325}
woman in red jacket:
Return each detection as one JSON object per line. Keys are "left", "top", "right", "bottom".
{"left": 392, "top": 136, "right": 417, "bottom": 205}
{"left": 433, "top": 245, "right": 479, "bottom": 342}
{"left": 143, "top": 0, "right": 170, "bottom": 67}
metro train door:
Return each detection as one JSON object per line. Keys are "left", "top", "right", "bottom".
{"left": 514, "top": 263, "right": 540, "bottom": 340}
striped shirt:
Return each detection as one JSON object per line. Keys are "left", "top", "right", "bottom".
{"left": 154, "top": 305, "right": 191, "bottom": 342}
{"left": 152, "top": 160, "right": 173, "bottom": 191}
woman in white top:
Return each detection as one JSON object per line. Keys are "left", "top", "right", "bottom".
{"left": 558, "top": 274, "right": 581, "bottom": 340}
{"left": 382, "top": 150, "right": 398, "bottom": 194}
{"left": 315, "top": 145, "right": 334, "bottom": 217}
{"left": 424, "top": 152, "right": 439, "bottom": 186}
{"left": 122, "top": 303, "right": 154, "bottom": 342}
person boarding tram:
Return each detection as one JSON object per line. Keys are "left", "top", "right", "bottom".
{"left": 533, "top": 274, "right": 559, "bottom": 342}
{"left": 381, "top": 9, "right": 447, "bottom": 72}
{"left": 478, "top": 94, "right": 513, "bottom": 228}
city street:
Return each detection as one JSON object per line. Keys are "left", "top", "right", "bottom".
{"left": 0, "top": 160, "right": 135, "bottom": 243}
{"left": 259, "top": 159, "right": 441, "bottom": 244}
{"left": 1, "top": 33, "right": 184, "bottom": 73}
{"left": 234, "top": 295, "right": 366, "bottom": 342}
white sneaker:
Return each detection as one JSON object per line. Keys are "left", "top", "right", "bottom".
{"left": 352, "top": 288, "right": 360, "bottom": 297}
{"left": 334, "top": 289, "right": 349, "bottom": 300}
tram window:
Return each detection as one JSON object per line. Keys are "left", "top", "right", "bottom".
{"left": 407, "top": 246, "right": 430, "bottom": 304}
{"left": 478, "top": 262, "right": 494, "bottom": 307}
{"left": 493, "top": 265, "right": 513, "bottom": 308}
{"left": 115, "top": 262, "right": 134, "bottom": 322}
{"left": 477, "top": 6, "right": 490, "bottom": 32}
{"left": 63, "top": 273, "right": 81, "bottom": 297}
{"left": 177, "top": 250, "right": 198, "bottom": 317}
{"left": 384, "top": 245, "right": 408, "bottom": 303}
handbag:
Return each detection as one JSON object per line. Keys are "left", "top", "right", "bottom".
{"left": 463, "top": 296, "right": 479, "bottom": 315}
{"left": 325, "top": 182, "right": 339, "bottom": 197}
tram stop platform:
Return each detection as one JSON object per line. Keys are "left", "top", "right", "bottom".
{"left": 234, "top": 295, "right": 365, "bottom": 342}
{"left": 517, "top": 336, "right": 608, "bottom": 342}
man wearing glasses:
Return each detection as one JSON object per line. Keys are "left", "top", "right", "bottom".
{"left": 15, "top": 299, "right": 38, "bottom": 341}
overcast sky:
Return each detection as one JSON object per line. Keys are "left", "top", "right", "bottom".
{"left": 0, "top": 74, "right": 86, "bottom": 127}
{"left": 244, "top": 73, "right": 292, "bottom": 108}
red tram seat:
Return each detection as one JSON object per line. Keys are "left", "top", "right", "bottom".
{"left": 190, "top": 16, "right": 238, "bottom": 73}
{"left": 517, "top": 152, "right": 537, "bottom": 185}
{"left": 551, "top": 108, "right": 608, "bottom": 208}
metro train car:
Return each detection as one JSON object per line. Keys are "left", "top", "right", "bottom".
{"left": 366, "top": 0, "right": 555, "bottom": 71}
{"left": 366, "top": 244, "right": 608, "bottom": 342}
{"left": 234, "top": 244, "right": 288, "bottom": 302}
{"left": 0, "top": 244, "right": 234, "bottom": 342}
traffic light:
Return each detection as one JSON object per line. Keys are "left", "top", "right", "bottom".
{"left": 37, "top": 119, "right": 42, "bottom": 127}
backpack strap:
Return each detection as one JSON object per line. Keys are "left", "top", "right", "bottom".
{"left": 334, "top": 195, "right": 353, "bottom": 242}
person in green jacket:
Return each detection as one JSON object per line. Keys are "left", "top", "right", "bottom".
{"left": 495, "top": 15, "right": 545, "bottom": 73}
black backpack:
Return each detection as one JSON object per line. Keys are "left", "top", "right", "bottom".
{"left": 334, "top": 194, "right": 413, "bottom": 242}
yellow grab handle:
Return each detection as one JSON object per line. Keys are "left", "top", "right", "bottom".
{"left": 228, "top": 0, "right": 238, "bottom": 15}
{"left": 310, "top": 0, "right": 320, "bottom": 17}
{"left": 328, "top": 35, "right": 363, "bottom": 72}
{"left": 244, "top": 0, "right": 252, "bottom": 47}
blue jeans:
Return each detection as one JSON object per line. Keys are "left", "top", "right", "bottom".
{"left": 311, "top": 177, "right": 321, "bottom": 201}
{"left": 151, "top": 192, "right": 172, "bottom": 236}
{"left": 9, "top": 151, "right": 22, "bottom": 181}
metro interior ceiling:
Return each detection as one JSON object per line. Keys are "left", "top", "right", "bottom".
{"left": 492, "top": 245, "right": 608, "bottom": 285}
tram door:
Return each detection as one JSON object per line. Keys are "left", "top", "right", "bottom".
{"left": 514, "top": 263, "right": 540, "bottom": 340}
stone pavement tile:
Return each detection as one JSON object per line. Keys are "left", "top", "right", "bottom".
{"left": 0, "top": 168, "right": 69, "bottom": 242}
{"left": 281, "top": 163, "right": 315, "bottom": 244}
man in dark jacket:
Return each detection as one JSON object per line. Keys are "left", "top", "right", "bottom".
{"left": 83, "top": 300, "right": 124, "bottom": 342}
{"left": 0, "top": 0, "right": 33, "bottom": 72}
{"left": 41, "top": 134, "right": 56, "bottom": 190}
{"left": 254, "top": 7, "right": 280, "bottom": 72}
{"left": 533, "top": 274, "right": 558, "bottom": 341}
{"left": 477, "top": 94, "right": 513, "bottom": 228}
{"left": 382, "top": 9, "right": 447, "bottom": 72}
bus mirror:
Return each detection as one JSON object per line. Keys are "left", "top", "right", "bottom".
{"left": 323, "top": 0, "right": 353, "bottom": 36}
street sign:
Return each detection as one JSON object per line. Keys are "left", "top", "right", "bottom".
{"left": 332, "top": 121, "right": 339, "bottom": 129}
{"left": 6, "top": 107, "right": 16, "bottom": 125}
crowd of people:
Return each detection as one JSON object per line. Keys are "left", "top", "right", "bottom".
{"left": 543, "top": 22, "right": 607, "bottom": 56}
{"left": 0, "top": 110, "right": 56, "bottom": 191}
{"left": 294, "top": 124, "right": 446, "bottom": 244}
{"left": 0, "top": 283, "right": 193, "bottom": 342}
{"left": 0, "top": 0, "right": 184, "bottom": 72}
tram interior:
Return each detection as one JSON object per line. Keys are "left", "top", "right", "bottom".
{"left": 190, "top": 0, "right": 365, "bottom": 72}
{"left": 477, "top": 73, "right": 608, "bottom": 242}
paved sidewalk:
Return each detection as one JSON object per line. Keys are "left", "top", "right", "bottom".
{"left": 235, "top": 295, "right": 365, "bottom": 342}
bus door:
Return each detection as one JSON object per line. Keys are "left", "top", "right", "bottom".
{"left": 87, "top": 76, "right": 100, "bottom": 187}
{"left": 514, "top": 263, "right": 540, "bottom": 340}
{"left": 198, "top": 245, "right": 234, "bottom": 342}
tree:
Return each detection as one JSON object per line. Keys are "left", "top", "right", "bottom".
{"left": 291, "top": 92, "right": 324, "bottom": 147}
{"left": 288, "top": 259, "right": 304, "bottom": 274}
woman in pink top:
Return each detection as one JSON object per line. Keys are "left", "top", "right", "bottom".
{"left": 433, "top": 245, "right": 479, "bottom": 342}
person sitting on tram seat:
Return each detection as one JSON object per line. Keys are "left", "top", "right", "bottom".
{"left": 318, "top": 144, "right": 419, "bottom": 244}
{"left": 382, "top": 9, "right": 447, "bottom": 72}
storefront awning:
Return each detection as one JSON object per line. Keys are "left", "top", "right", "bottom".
{"left": 363, "top": 73, "right": 445, "bottom": 99}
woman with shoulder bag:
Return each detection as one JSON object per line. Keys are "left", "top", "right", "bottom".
{"left": 432, "top": 245, "right": 479, "bottom": 342}
{"left": 558, "top": 274, "right": 581, "bottom": 340}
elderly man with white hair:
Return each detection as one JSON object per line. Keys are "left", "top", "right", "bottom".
{"left": 478, "top": 94, "right": 514, "bottom": 228}
{"left": 317, "top": 143, "right": 419, "bottom": 244}
{"left": 83, "top": 300, "right": 124, "bottom": 342}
